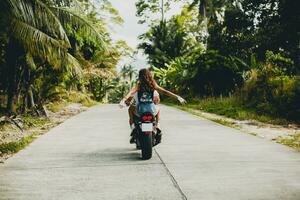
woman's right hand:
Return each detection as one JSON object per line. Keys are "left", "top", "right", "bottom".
{"left": 177, "top": 96, "right": 186, "bottom": 105}
{"left": 119, "top": 99, "right": 126, "bottom": 109}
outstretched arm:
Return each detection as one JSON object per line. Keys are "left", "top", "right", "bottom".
{"left": 119, "top": 85, "right": 138, "bottom": 108}
{"left": 123, "top": 85, "right": 138, "bottom": 101}
{"left": 154, "top": 84, "right": 178, "bottom": 99}
{"left": 154, "top": 83, "right": 186, "bottom": 104}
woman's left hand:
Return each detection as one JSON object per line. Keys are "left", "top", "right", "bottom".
{"left": 177, "top": 96, "right": 187, "bottom": 105}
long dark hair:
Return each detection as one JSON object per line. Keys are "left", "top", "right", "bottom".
{"left": 138, "top": 68, "right": 156, "bottom": 92}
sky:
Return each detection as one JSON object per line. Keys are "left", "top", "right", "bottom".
{"left": 108, "top": 0, "right": 185, "bottom": 70}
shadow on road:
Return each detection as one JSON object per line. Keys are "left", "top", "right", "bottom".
{"left": 77, "top": 147, "right": 143, "bottom": 162}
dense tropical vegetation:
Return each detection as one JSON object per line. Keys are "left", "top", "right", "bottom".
{"left": 137, "top": 0, "right": 300, "bottom": 123}
{"left": 0, "top": 0, "right": 130, "bottom": 115}
{"left": 0, "top": 0, "right": 299, "bottom": 124}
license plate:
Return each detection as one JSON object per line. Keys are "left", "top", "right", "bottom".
{"left": 141, "top": 123, "right": 153, "bottom": 132}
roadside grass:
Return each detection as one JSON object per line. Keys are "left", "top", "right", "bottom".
{"left": 0, "top": 116, "right": 51, "bottom": 157}
{"left": 47, "top": 91, "right": 97, "bottom": 112}
{"left": 209, "top": 118, "right": 236, "bottom": 128}
{"left": 22, "top": 115, "right": 50, "bottom": 129}
{"left": 66, "top": 91, "right": 97, "bottom": 107}
{"left": 277, "top": 133, "right": 300, "bottom": 151}
{"left": 165, "top": 97, "right": 300, "bottom": 151}
{"left": 165, "top": 96, "right": 291, "bottom": 126}
{"left": 0, "top": 122, "right": 13, "bottom": 132}
{"left": 0, "top": 134, "right": 36, "bottom": 155}
{"left": 81, "top": 100, "right": 98, "bottom": 107}
{"left": 47, "top": 101, "right": 69, "bottom": 112}
{"left": 249, "top": 132, "right": 258, "bottom": 136}
{"left": 168, "top": 103, "right": 237, "bottom": 128}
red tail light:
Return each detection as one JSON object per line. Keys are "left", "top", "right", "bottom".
{"left": 142, "top": 115, "right": 153, "bottom": 121}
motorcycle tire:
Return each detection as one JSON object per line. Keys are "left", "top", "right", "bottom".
{"left": 140, "top": 132, "right": 152, "bottom": 160}
{"left": 136, "top": 138, "right": 141, "bottom": 149}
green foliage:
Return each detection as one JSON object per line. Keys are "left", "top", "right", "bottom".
{"left": 22, "top": 116, "right": 49, "bottom": 129}
{"left": 0, "top": 0, "right": 124, "bottom": 113}
{"left": 107, "top": 65, "right": 137, "bottom": 103}
{"left": 189, "top": 50, "right": 248, "bottom": 96}
{"left": 64, "top": 91, "right": 96, "bottom": 107}
{"left": 208, "top": 0, "right": 299, "bottom": 72}
{"left": 154, "top": 49, "right": 248, "bottom": 96}
{"left": 208, "top": 5, "right": 254, "bottom": 61}
{"left": 46, "top": 91, "right": 96, "bottom": 112}
{"left": 0, "top": 135, "right": 35, "bottom": 155}
{"left": 154, "top": 56, "right": 196, "bottom": 95}
{"left": 265, "top": 51, "right": 295, "bottom": 74}
{"left": 139, "top": 10, "right": 202, "bottom": 69}
{"left": 141, "top": 0, "right": 299, "bottom": 123}
{"left": 89, "top": 76, "right": 114, "bottom": 102}
{"left": 277, "top": 133, "right": 300, "bottom": 151}
{"left": 168, "top": 96, "right": 290, "bottom": 125}
{"left": 140, "top": 7, "right": 249, "bottom": 97}
{"left": 47, "top": 101, "right": 69, "bottom": 113}
{"left": 241, "top": 52, "right": 300, "bottom": 121}
{"left": 209, "top": 118, "right": 236, "bottom": 128}
{"left": 135, "top": 0, "right": 176, "bottom": 24}
{"left": 107, "top": 78, "right": 131, "bottom": 103}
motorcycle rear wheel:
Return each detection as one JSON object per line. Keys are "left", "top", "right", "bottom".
{"left": 140, "top": 132, "right": 152, "bottom": 160}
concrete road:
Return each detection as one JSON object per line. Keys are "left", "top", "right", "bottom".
{"left": 0, "top": 105, "right": 300, "bottom": 200}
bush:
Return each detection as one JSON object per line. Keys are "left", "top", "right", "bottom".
{"left": 241, "top": 52, "right": 300, "bottom": 121}
{"left": 265, "top": 51, "right": 295, "bottom": 74}
{"left": 153, "top": 56, "right": 196, "bottom": 96}
{"left": 189, "top": 50, "right": 248, "bottom": 96}
{"left": 154, "top": 50, "right": 248, "bottom": 97}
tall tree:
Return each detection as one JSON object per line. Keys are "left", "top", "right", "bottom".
{"left": 0, "top": 0, "right": 106, "bottom": 113}
{"left": 139, "top": 9, "right": 200, "bottom": 68}
{"left": 189, "top": 0, "right": 241, "bottom": 46}
{"left": 135, "top": 0, "right": 183, "bottom": 24}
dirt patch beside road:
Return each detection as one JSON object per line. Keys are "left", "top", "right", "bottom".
{"left": 0, "top": 103, "right": 88, "bottom": 163}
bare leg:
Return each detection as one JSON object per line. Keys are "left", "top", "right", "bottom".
{"left": 155, "top": 107, "right": 160, "bottom": 125}
{"left": 128, "top": 105, "right": 136, "bottom": 125}
{"left": 155, "top": 107, "right": 162, "bottom": 144}
{"left": 128, "top": 105, "right": 137, "bottom": 143}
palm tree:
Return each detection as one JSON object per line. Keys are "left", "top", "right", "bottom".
{"left": 189, "top": 0, "right": 233, "bottom": 46}
{"left": 1, "top": 0, "right": 105, "bottom": 113}
{"left": 120, "top": 64, "right": 137, "bottom": 87}
{"left": 189, "top": 0, "right": 208, "bottom": 45}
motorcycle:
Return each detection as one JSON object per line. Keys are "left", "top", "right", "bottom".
{"left": 132, "top": 111, "right": 160, "bottom": 160}
{"left": 119, "top": 90, "right": 185, "bottom": 160}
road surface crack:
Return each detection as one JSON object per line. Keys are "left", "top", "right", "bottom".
{"left": 154, "top": 149, "right": 188, "bottom": 200}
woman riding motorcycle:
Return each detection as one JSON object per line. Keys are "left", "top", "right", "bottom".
{"left": 119, "top": 68, "right": 186, "bottom": 143}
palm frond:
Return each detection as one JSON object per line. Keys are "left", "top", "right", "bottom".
{"left": 65, "top": 53, "right": 83, "bottom": 78}
{"left": 25, "top": 53, "right": 37, "bottom": 70}
{"left": 5, "top": 0, "right": 70, "bottom": 46}
{"left": 51, "top": 6, "right": 107, "bottom": 50}
{"left": 83, "top": 67, "right": 116, "bottom": 79}
{"left": 91, "top": 50, "right": 119, "bottom": 69}
{"left": 45, "top": 0, "right": 84, "bottom": 10}
{"left": 11, "top": 18, "right": 68, "bottom": 68}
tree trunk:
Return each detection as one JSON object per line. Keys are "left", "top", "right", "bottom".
{"left": 199, "top": 0, "right": 208, "bottom": 48}
{"left": 28, "top": 86, "right": 35, "bottom": 108}
{"left": 6, "top": 84, "right": 18, "bottom": 114}
{"left": 6, "top": 57, "right": 17, "bottom": 114}
{"left": 199, "top": 0, "right": 207, "bottom": 20}
{"left": 5, "top": 38, "right": 23, "bottom": 114}
{"left": 161, "top": 0, "right": 164, "bottom": 22}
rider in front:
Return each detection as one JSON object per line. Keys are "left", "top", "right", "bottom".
{"left": 119, "top": 68, "right": 186, "bottom": 144}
